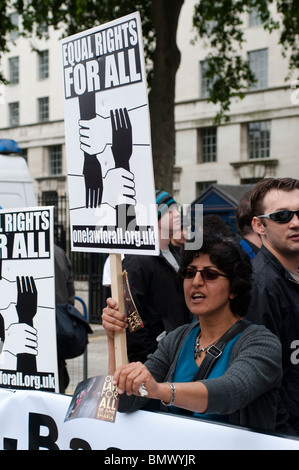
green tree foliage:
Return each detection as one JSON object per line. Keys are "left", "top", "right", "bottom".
{"left": 192, "top": 0, "right": 281, "bottom": 123}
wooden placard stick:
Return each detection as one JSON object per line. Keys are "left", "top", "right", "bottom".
{"left": 109, "top": 253, "right": 128, "bottom": 368}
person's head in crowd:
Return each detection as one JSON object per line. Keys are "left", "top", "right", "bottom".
{"left": 179, "top": 234, "right": 252, "bottom": 318}
{"left": 250, "top": 177, "right": 299, "bottom": 270}
{"left": 202, "top": 214, "right": 233, "bottom": 239}
{"left": 156, "top": 190, "right": 181, "bottom": 247}
{"left": 236, "top": 191, "right": 255, "bottom": 238}
{"left": 171, "top": 224, "right": 187, "bottom": 255}
{"left": 236, "top": 191, "right": 261, "bottom": 256}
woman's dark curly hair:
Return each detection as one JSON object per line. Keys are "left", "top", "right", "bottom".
{"left": 179, "top": 235, "right": 252, "bottom": 317}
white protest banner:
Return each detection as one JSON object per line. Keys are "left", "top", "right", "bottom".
{"left": 61, "top": 12, "right": 159, "bottom": 255}
{"left": 0, "top": 389, "right": 299, "bottom": 451}
{"left": 0, "top": 207, "right": 59, "bottom": 393}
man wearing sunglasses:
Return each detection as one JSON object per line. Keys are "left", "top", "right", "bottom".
{"left": 246, "top": 177, "right": 299, "bottom": 435}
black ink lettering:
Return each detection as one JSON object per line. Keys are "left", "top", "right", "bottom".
{"left": 28, "top": 412, "right": 59, "bottom": 450}
{"left": 69, "top": 438, "right": 92, "bottom": 450}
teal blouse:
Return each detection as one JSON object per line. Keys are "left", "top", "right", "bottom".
{"left": 171, "top": 324, "right": 242, "bottom": 422}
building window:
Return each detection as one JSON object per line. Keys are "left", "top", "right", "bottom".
{"left": 36, "top": 22, "right": 48, "bottom": 36}
{"left": 9, "top": 102, "right": 19, "bottom": 126}
{"left": 49, "top": 145, "right": 62, "bottom": 175}
{"left": 241, "top": 177, "right": 262, "bottom": 184}
{"left": 38, "top": 50, "right": 49, "bottom": 79}
{"left": 249, "top": 9, "right": 262, "bottom": 27}
{"left": 38, "top": 97, "right": 49, "bottom": 122}
{"left": 198, "top": 127, "right": 217, "bottom": 163}
{"left": 200, "top": 60, "right": 215, "bottom": 99}
{"left": 196, "top": 181, "right": 217, "bottom": 198}
{"left": 9, "top": 57, "right": 19, "bottom": 84}
{"left": 248, "top": 49, "right": 268, "bottom": 89}
{"left": 9, "top": 13, "right": 19, "bottom": 41}
{"left": 248, "top": 121, "right": 270, "bottom": 159}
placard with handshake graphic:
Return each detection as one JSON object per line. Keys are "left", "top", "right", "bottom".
{"left": 61, "top": 12, "right": 159, "bottom": 255}
{"left": 0, "top": 207, "right": 58, "bottom": 393}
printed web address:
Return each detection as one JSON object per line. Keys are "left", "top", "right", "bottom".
{"left": 0, "top": 371, "right": 55, "bottom": 391}
{"left": 72, "top": 227, "right": 156, "bottom": 247}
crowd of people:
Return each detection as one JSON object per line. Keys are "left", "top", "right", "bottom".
{"left": 102, "top": 177, "right": 299, "bottom": 436}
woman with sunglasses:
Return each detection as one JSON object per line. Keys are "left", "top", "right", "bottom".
{"left": 102, "top": 235, "right": 282, "bottom": 432}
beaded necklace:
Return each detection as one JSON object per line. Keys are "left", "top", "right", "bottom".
{"left": 194, "top": 333, "right": 218, "bottom": 360}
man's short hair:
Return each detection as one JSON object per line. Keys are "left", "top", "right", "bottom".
{"left": 250, "top": 178, "right": 299, "bottom": 217}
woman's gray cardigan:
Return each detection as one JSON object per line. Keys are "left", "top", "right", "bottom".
{"left": 118, "top": 321, "right": 282, "bottom": 432}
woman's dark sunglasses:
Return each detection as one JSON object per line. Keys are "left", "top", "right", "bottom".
{"left": 180, "top": 266, "right": 229, "bottom": 281}
{"left": 258, "top": 209, "right": 299, "bottom": 224}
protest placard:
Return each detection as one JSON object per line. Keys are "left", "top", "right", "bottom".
{"left": 61, "top": 11, "right": 159, "bottom": 256}
{"left": 0, "top": 207, "right": 59, "bottom": 393}
{"left": 61, "top": 12, "right": 160, "bottom": 365}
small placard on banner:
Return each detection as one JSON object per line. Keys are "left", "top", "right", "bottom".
{"left": 65, "top": 375, "right": 119, "bottom": 423}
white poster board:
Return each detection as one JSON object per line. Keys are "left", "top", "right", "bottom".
{"left": 61, "top": 12, "right": 159, "bottom": 255}
{"left": 0, "top": 207, "right": 59, "bottom": 393}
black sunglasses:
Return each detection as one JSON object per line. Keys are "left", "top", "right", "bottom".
{"left": 180, "top": 266, "right": 229, "bottom": 281}
{"left": 258, "top": 209, "right": 299, "bottom": 224}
